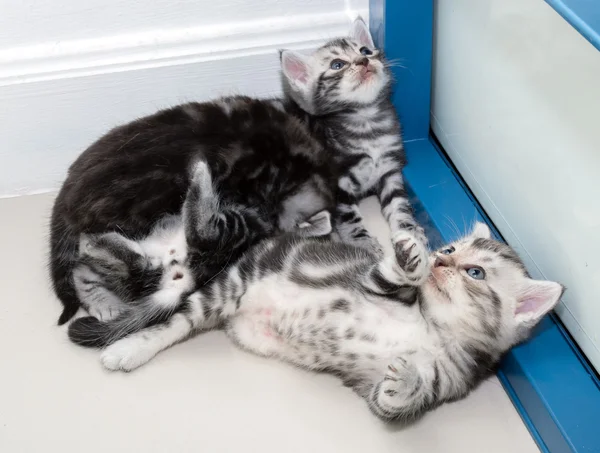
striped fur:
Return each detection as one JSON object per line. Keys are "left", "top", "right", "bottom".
{"left": 69, "top": 222, "right": 563, "bottom": 423}
{"left": 281, "top": 18, "right": 428, "bottom": 261}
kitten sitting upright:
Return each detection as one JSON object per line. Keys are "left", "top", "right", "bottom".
{"left": 70, "top": 169, "right": 563, "bottom": 423}
{"left": 280, "top": 18, "right": 426, "bottom": 255}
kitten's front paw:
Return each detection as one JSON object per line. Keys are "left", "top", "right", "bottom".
{"left": 392, "top": 231, "right": 429, "bottom": 285}
{"left": 101, "top": 336, "right": 157, "bottom": 372}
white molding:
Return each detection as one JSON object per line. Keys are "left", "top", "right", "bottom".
{"left": 0, "top": 11, "right": 366, "bottom": 86}
{"left": 0, "top": 9, "right": 368, "bottom": 196}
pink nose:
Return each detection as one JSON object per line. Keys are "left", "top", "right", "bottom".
{"left": 434, "top": 256, "right": 452, "bottom": 268}
{"left": 356, "top": 57, "right": 369, "bottom": 67}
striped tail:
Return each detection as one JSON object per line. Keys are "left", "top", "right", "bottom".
{"left": 68, "top": 301, "right": 180, "bottom": 348}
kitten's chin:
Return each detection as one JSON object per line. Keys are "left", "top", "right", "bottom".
{"left": 424, "top": 277, "right": 450, "bottom": 303}
{"left": 351, "top": 72, "right": 389, "bottom": 103}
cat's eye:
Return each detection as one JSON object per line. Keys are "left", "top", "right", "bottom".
{"left": 441, "top": 246, "right": 455, "bottom": 255}
{"left": 330, "top": 59, "right": 347, "bottom": 70}
{"left": 360, "top": 47, "right": 373, "bottom": 56}
{"left": 466, "top": 267, "right": 486, "bottom": 280}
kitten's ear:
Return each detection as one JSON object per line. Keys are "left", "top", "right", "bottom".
{"left": 350, "top": 17, "right": 375, "bottom": 49}
{"left": 515, "top": 280, "right": 564, "bottom": 325}
{"left": 280, "top": 50, "right": 311, "bottom": 87}
{"left": 471, "top": 222, "right": 492, "bottom": 239}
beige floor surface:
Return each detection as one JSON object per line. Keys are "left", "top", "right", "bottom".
{"left": 0, "top": 193, "right": 539, "bottom": 453}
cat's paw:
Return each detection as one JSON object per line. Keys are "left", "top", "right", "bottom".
{"left": 392, "top": 230, "right": 429, "bottom": 285}
{"left": 101, "top": 336, "right": 157, "bottom": 372}
{"left": 378, "top": 357, "right": 420, "bottom": 407}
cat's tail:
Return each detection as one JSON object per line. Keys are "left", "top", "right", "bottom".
{"left": 67, "top": 299, "right": 178, "bottom": 348}
{"left": 49, "top": 200, "right": 82, "bottom": 326}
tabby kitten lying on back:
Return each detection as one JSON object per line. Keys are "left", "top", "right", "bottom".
{"left": 51, "top": 17, "right": 426, "bottom": 325}
{"left": 70, "top": 182, "right": 563, "bottom": 422}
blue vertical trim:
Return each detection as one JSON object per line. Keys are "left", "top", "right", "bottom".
{"left": 369, "top": 0, "right": 433, "bottom": 141}
{"left": 544, "top": 0, "right": 600, "bottom": 52}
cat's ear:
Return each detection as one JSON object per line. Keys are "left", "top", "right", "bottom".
{"left": 350, "top": 17, "right": 375, "bottom": 49}
{"left": 471, "top": 222, "right": 492, "bottom": 239}
{"left": 280, "top": 50, "right": 311, "bottom": 88}
{"left": 515, "top": 280, "right": 564, "bottom": 325}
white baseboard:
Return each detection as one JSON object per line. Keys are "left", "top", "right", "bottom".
{"left": 0, "top": 10, "right": 366, "bottom": 197}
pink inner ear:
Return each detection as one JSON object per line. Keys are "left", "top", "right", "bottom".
{"left": 515, "top": 281, "right": 562, "bottom": 317}
{"left": 516, "top": 296, "right": 542, "bottom": 315}
{"left": 283, "top": 56, "right": 308, "bottom": 83}
{"left": 357, "top": 29, "right": 373, "bottom": 47}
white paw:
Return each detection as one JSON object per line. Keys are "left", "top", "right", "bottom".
{"left": 378, "top": 358, "right": 419, "bottom": 406}
{"left": 101, "top": 336, "right": 156, "bottom": 372}
{"left": 392, "top": 230, "right": 429, "bottom": 285}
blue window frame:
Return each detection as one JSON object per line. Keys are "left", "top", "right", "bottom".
{"left": 544, "top": 0, "right": 600, "bottom": 51}
{"left": 370, "top": 1, "right": 600, "bottom": 452}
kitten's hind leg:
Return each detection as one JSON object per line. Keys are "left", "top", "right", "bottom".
{"left": 367, "top": 357, "right": 435, "bottom": 423}
{"left": 100, "top": 311, "right": 196, "bottom": 371}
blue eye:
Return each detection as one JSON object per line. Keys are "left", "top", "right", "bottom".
{"left": 441, "top": 246, "right": 455, "bottom": 255}
{"left": 330, "top": 59, "right": 346, "bottom": 70}
{"left": 466, "top": 267, "right": 486, "bottom": 280}
{"left": 360, "top": 47, "right": 373, "bottom": 56}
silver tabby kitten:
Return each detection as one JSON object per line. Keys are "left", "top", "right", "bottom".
{"left": 70, "top": 168, "right": 563, "bottom": 422}
{"left": 280, "top": 17, "right": 428, "bottom": 264}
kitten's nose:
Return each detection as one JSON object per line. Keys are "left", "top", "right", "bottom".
{"left": 434, "top": 255, "right": 453, "bottom": 268}
{"left": 355, "top": 57, "right": 369, "bottom": 67}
